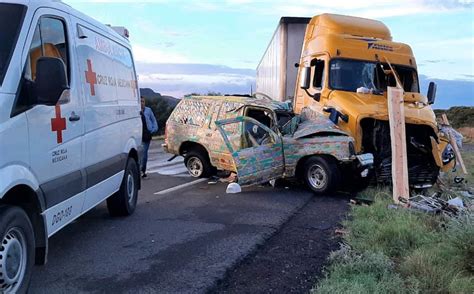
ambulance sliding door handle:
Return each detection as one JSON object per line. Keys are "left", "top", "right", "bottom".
{"left": 69, "top": 112, "right": 81, "bottom": 122}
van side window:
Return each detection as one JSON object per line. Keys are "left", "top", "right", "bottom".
{"left": 219, "top": 102, "right": 243, "bottom": 134}
{"left": 26, "top": 17, "right": 69, "bottom": 82}
{"left": 245, "top": 108, "right": 274, "bottom": 128}
{"left": 312, "top": 59, "right": 324, "bottom": 89}
{"left": 173, "top": 100, "right": 210, "bottom": 126}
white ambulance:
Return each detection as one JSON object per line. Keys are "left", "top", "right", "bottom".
{"left": 0, "top": 1, "right": 142, "bottom": 292}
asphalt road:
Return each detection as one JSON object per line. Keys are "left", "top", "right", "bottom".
{"left": 29, "top": 141, "right": 325, "bottom": 293}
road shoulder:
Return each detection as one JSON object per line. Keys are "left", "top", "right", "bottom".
{"left": 211, "top": 195, "right": 349, "bottom": 293}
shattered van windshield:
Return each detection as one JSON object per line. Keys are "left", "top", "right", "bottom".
{"left": 0, "top": 4, "right": 26, "bottom": 87}
{"left": 329, "top": 59, "right": 420, "bottom": 94}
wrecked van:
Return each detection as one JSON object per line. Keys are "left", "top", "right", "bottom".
{"left": 163, "top": 95, "right": 373, "bottom": 193}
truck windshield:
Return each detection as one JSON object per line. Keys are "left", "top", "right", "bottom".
{"left": 0, "top": 3, "right": 26, "bottom": 87}
{"left": 329, "top": 59, "right": 419, "bottom": 94}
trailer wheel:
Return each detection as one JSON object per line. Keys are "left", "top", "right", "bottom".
{"left": 0, "top": 205, "right": 35, "bottom": 294}
{"left": 303, "top": 156, "right": 340, "bottom": 194}
{"left": 107, "top": 158, "right": 139, "bottom": 216}
{"left": 184, "top": 151, "right": 215, "bottom": 178}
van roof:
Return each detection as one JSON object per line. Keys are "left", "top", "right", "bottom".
{"left": 185, "top": 95, "right": 292, "bottom": 111}
{"left": 8, "top": 0, "right": 130, "bottom": 47}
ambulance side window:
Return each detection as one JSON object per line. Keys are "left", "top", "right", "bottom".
{"left": 25, "top": 17, "right": 69, "bottom": 83}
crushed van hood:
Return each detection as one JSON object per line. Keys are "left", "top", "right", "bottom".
{"left": 293, "top": 116, "right": 348, "bottom": 139}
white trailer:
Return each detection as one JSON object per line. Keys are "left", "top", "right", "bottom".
{"left": 256, "top": 17, "right": 310, "bottom": 102}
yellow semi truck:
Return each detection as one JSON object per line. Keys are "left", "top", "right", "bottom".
{"left": 256, "top": 14, "right": 453, "bottom": 188}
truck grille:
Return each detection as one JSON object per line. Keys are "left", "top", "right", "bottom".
{"left": 361, "top": 119, "right": 440, "bottom": 188}
{"left": 376, "top": 157, "right": 440, "bottom": 187}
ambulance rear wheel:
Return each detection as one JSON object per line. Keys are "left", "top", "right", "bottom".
{"left": 0, "top": 205, "right": 35, "bottom": 294}
{"left": 107, "top": 158, "right": 139, "bottom": 217}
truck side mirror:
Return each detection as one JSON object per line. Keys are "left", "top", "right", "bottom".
{"left": 35, "top": 57, "right": 69, "bottom": 106}
{"left": 427, "top": 81, "right": 437, "bottom": 105}
{"left": 299, "top": 67, "right": 311, "bottom": 90}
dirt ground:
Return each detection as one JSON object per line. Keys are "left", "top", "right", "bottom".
{"left": 210, "top": 195, "right": 350, "bottom": 294}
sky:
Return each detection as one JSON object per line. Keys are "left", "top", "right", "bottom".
{"left": 64, "top": 0, "right": 474, "bottom": 108}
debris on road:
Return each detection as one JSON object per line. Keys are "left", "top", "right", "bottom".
{"left": 447, "top": 197, "right": 465, "bottom": 209}
{"left": 334, "top": 228, "right": 348, "bottom": 236}
{"left": 226, "top": 183, "right": 242, "bottom": 194}
{"left": 220, "top": 172, "right": 237, "bottom": 183}
{"left": 349, "top": 197, "right": 374, "bottom": 206}
{"left": 399, "top": 193, "right": 468, "bottom": 217}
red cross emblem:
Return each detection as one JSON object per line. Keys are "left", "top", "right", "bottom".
{"left": 51, "top": 104, "right": 66, "bottom": 144}
{"left": 85, "top": 59, "right": 97, "bottom": 96}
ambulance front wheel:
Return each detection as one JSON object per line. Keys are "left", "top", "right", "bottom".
{"left": 107, "top": 158, "right": 139, "bottom": 217}
{"left": 0, "top": 205, "right": 35, "bottom": 294}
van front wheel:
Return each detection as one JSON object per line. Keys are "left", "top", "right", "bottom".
{"left": 0, "top": 205, "right": 35, "bottom": 294}
{"left": 107, "top": 158, "right": 139, "bottom": 217}
{"left": 303, "top": 156, "right": 340, "bottom": 195}
{"left": 184, "top": 151, "right": 215, "bottom": 178}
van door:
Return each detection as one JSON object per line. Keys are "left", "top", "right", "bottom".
{"left": 209, "top": 101, "right": 243, "bottom": 171}
{"left": 216, "top": 116, "right": 284, "bottom": 186}
{"left": 73, "top": 21, "right": 128, "bottom": 212}
{"left": 22, "top": 11, "right": 85, "bottom": 236}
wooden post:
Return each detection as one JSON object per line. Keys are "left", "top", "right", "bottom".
{"left": 441, "top": 114, "right": 468, "bottom": 174}
{"left": 387, "top": 86, "right": 410, "bottom": 204}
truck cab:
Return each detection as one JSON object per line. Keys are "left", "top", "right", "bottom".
{"left": 290, "top": 14, "right": 449, "bottom": 188}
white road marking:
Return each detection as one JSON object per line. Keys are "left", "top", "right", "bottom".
{"left": 146, "top": 152, "right": 187, "bottom": 176}
{"left": 154, "top": 178, "right": 207, "bottom": 195}
{"left": 147, "top": 163, "right": 189, "bottom": 176}
{"left": 146, "top": 156, "right": 183, "bottom": 169}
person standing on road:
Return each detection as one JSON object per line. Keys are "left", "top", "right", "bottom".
{"left": 141, "top": 96, "right": 158, "bottom": 178}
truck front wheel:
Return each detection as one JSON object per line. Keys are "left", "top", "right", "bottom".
{"left": 303, "top": 156, "right": 340, "bottom": 194}
{"left": 0, "top": 205, "right": 35, "bottom": 294}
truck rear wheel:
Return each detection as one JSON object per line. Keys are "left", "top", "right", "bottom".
{"left": 107, "top": 158, "right": 139, "bottom": 217}
{"left": 184, "top": 151, "right": 215, "bottom": 178}
{"left": 303, "top": 156, "right": 340, "bottom": 194}
{"left": 0, "top": 205, "right": 35, "bottom": 294}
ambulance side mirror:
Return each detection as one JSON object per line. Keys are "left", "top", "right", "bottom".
{"left": 36, "top": 57, "right": 69, "bottom": 106}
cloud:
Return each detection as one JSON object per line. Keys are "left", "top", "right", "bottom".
{"left": 422, "top": 0, "right": 474, "bottom": 9}
{"left": 135, "top": 62, "right": 255, "bottom": 97}
{"left": 424, "top": 59, "right": 446, "bottom": 64}
{"left": 136, "top": 62, "right": 255, "bottom": 76}
{"left": 418, "top": 75, "right": 473, "bottom": 109}
{"left": 181, "top": 0, "right": 472, "bottom": 18}
{"left": 132, "top": 44, "right": 190, "bottom": 64}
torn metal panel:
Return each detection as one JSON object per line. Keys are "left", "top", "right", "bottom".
{"left": 292, "top": 119, "right": 348, "bottom": 139}
{"left": 283, "top": 136, "right": 355, "bottom": 177}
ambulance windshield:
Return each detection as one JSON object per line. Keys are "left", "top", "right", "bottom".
{"left": 0, "top": 4, "right": 26, "bottom": 87}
